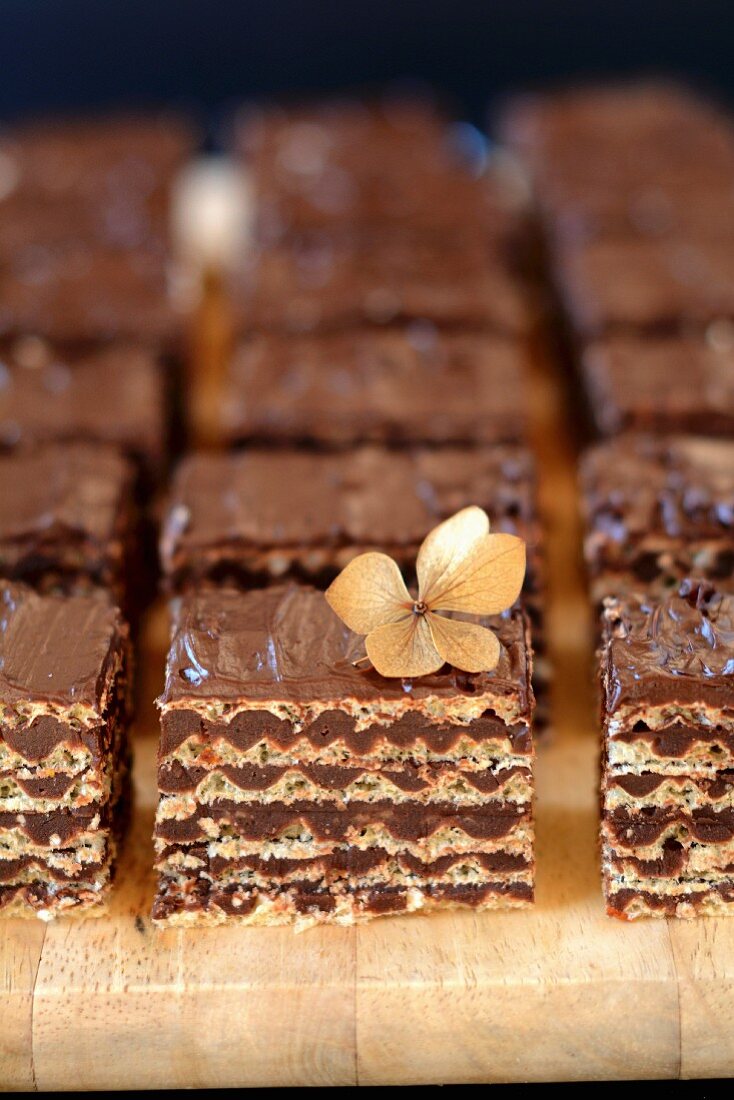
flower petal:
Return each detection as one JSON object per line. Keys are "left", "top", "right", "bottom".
{"left": 428, "top": 613, "right": 501, "bottom": 673}
{"left": 365, "top": 614, "right": 444, "bottom": 678}
{"left": 427, "top": 533, "right": 526, "bottom": 615}
{"left": 325, "top": 552, "right": 411, "bottom": 633}
{"left": 417, "top": 506, "right": 490, "bottom": 605}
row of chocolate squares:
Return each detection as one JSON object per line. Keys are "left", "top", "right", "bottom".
{"left": 2, "top": 427, "right": 734, "bottom": 611}
{"left": 498, "top": 83, "right": 734, "bottom": 431}
{"left": 1, "top": 571, "right": 733, "bottom": 925}
{"left": 4, "top": 326, "right": 734, "bottom": 493}
{"left": 501, "top": 82, "right": 734, "bottom": 331}
{"left": 0, "top": 93, "right": 536, "bottom": 349}
{"left": 0, "top": 111, "right": 194, "bottom": 347}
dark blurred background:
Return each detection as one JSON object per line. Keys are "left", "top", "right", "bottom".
{"left": 1, "top": 0, "right": 733, "bottom": 135}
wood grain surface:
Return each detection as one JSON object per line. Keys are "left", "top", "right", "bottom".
{"left": 2, "top": 318, "right": 734, "bottom": 1090}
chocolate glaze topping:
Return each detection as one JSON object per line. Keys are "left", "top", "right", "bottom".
{"left": 0, "top": 581, "right": 126, "bottom": 712}
{"left": 602, "top": 581, "right": 734, "bottom": 715}
{"left": 158, "top": 584, "right": 532, "bottom": 714}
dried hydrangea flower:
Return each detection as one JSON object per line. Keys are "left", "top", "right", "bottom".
{"left": 325, "top": 506, "right": 526, "bottom": 678}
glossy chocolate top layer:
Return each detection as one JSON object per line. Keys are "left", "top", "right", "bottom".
{"left": 221, "top": 329, "right": 528, "bottom": 446}
{"left": 0, "top": 340, "right": 166, "bottom": 476}
{"left": 0, "top": 442, "right": 133, "bottom": 547}
{"left": 580, "top": 433, "right": 734, "bottom": 547}
{"left": 582, "top": 336, "right": 734, "bottom": 437}
{"left": 601, "top": 581, "right": 734, "bottom": 715}
{"left": 161, "top": 444, "right": 537, "bottom": 569}
{"left": 159, "top": 584, "right": 531, "bottom": 712}
{"left": 232, "top": 234, "right": 530, "bottom": 337}
{"left": 0, "top": 581, "right": 125, "bottom": 712}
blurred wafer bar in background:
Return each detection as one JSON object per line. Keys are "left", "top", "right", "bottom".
{"left": 579, "top": 335, "right": 734, "bottom": 438}
{"left": 233, "top": 95, "right": 528, "bottom": 249}
{"left": 228, "top": 93, "right": 536, "bottom": 340}
{"left": 0, "top": 340, "right": 169, "bottom": 489}
{"left": 229, "top": 231, "right": 533, "bottom": 338}
{"left": 220, "top": 329, "right": 530, "bottom": 447}
{"left": 498, "top": 83, "right": 734, "bottom": 250}
{"left": 0, "top": 112, "right": 197, "bottom": 346}
{"left": 0, "top": 442, "right": 138, "bottom": 611}
{"left": 0, "top": 112, "right": 199, "bottom": 499}
{"left": 499, "top": 81, "right": 734, "bottom": 438}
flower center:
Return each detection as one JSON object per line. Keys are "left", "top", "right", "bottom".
{"left": 412, "top": 600, "right": 428, "bottom": 616}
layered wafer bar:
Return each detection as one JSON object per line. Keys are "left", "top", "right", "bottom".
{"left": 160, "top": 445, "right": 548, "bottom": 726}
{"left": 160, "top": 445, "right": 542, "bottom": 612}
{"left": 600, "top": 580, "right": 734, "bottom": 919}
{"left": 220, "top": 328, "right": 530, "bottom": 447}
{"left": 231, "top": 232, "right": 532, "bottom": 337}
{"left": 0, "top": 113, "right": 195, "bottom": 213}
{"left": 580, "top": 335, "right": 734, "bottom": 437}
{"left": 0, "top": 340, "right": 169, "bottom": 485}
{"left": 0, "top": 249, "right": 185, "bottom": 345}
{"left": 580, "top": 434, "right": 734, "bottom": 606}
{"left": 0, "top": 113, "right": 195, "bottom": 344}
{"left": 0, "top": 442, "right": 138, "bottom": 607}
{"left": 0, "top": 581, "right": 131, "bottom": 918}
{"left": 499, "top": 82, "right": 734, "bottom": 248}
{"left": 235, "top": 96, "right": 525, "bottom": 247}
{"left": 152, "top": 585, "right": 535, "bottom": 927}
{"left": 553, "top": 236, "right": 734, "bottom": 339}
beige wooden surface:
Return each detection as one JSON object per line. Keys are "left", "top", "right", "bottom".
{"left": 2, "top": 342, "right": 734, "bottom": 1089}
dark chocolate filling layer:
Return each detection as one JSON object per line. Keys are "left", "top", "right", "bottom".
{"left": 156, "top": 844, "right": 532, "bottom": 879}
{"left": 607, "top": 882, "right": 734, "bottom": 918}
{"left": 606, "top": 805, "right": 734, "bottom": 847}
{"left": 152, "top": 877, "right": 533, "bottom": 921}
{"left": 157, "top": 760, "right": 531, "bottom": 796}
{"left": 610, "top": 725, "right": 734, "bottom": 758}
{"left": 0, "top": 802, "right": 111, "bottom": 845}
{"left": 155, "top": 799, "right": 529, "bottom": 844}
{"left": 161, "top": 708, "right": 532, "bottom": 758}
{"left": 0, "top": 853, "right": 107, "bottom": 883}
{"left": 610, "top": 770, "right": 734, "bottom": 798}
